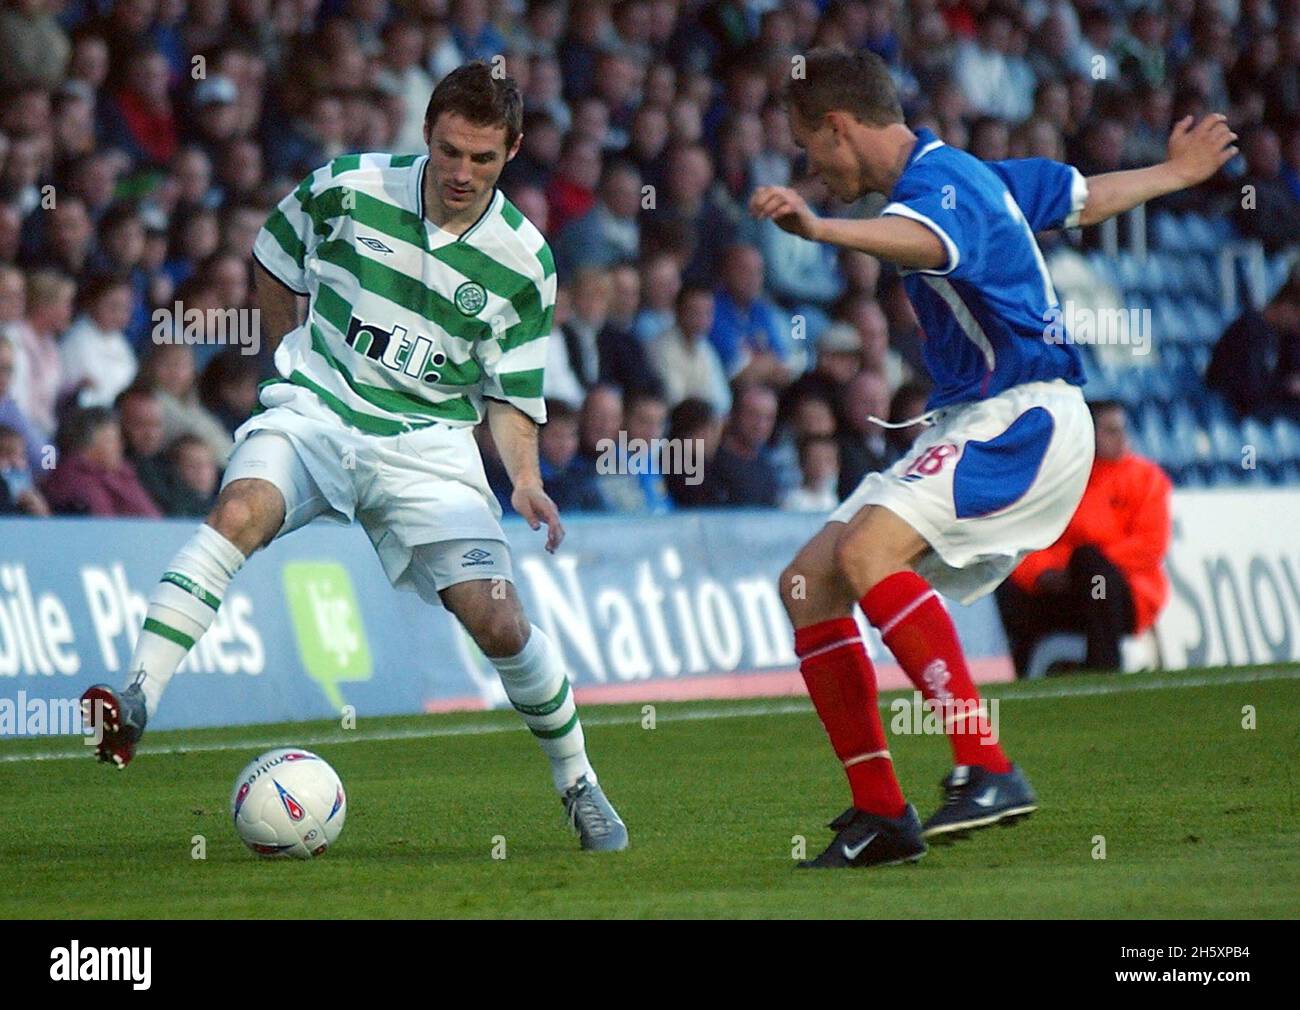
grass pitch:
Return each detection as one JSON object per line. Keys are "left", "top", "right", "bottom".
{"left": 1, "top": 666, "right": 1296, "bottom": 919}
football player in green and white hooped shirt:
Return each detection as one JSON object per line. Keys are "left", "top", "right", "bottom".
{"left": 81, "top": 63, "right": 628, "bottom": 852}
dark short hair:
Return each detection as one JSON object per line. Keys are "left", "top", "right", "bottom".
{"left": 165, "top": 433, "right": 209, "bottom": 463}
{"left": 98, "top": 200, "right": 141, "bottom": 237}
{"left": 114, "top": 383, "right": 157, "bottom": 410}
{"left": 424, "top": 61, "right": 523, "bottom": 151}
{"left": 58, "top": 406, "right": 116, "bottom": 455}
{"left": 786, "top": 48, "right": 903, "bottom": 128}
{"left": 676, "top": 284, "right": 713, "bottom": 309}
{"left": 668, "top": 397, "right": 715, "bottom": 441}
{"left": 624, "top": 390, "right": 666, "bottom": 417}
{"left": 77, "top": 272, "right": 132, "bottom": 311}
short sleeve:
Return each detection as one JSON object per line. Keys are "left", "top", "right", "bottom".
{"left": 253, "top": 170, "right": 323, "bottom": 295}
{"left": 987, "top": 158, "right": 1089, "bottom": 232}
{"left": 479, "top": 255, "right": 556, "bottom": 424}
{"left": 878, "top": 168, "right": 972, "bottom": 278}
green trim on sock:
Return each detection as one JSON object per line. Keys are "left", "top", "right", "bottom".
{"left": 161, "top": 571, "right": 221, "bottom": 612}
{"left": 511, "top": 678, "right": 571, "bottom": 717}
{"left": 142, "top": 617, "right": 195, "bottom": 651}
{"left": 529, "top": 710, "right": 580, "bottom": 740}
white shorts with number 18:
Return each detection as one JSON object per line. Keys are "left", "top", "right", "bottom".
{"left": 830, "top": 379, "right": 1095, "bottom": 603}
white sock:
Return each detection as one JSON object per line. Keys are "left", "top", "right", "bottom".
{"left": 128, "top": 524, "right": 246, "bottom": 718}
{"left": 490, "top": 625, "right": 595, "bottom": 792}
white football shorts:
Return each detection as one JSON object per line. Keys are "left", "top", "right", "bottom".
{"left": 222, "top": 385, "right": 511, "bottom": 604}
{"left": 830, "top": 379, "right": 1094, "bottom": 603}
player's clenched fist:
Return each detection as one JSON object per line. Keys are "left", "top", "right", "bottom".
{"left": 1166, "top": 114, "right": 1239, "bottom": 187}
{"left": 749, "top": 185, "right": 821, "bottom": 240}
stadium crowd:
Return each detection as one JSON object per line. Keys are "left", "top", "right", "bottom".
{"left": 1, "top": 0, "right": 1299, "bottom": 519}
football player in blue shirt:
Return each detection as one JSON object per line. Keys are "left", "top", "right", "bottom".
{"left": 751, "top": 48, "right": 1237, "bottom": 868}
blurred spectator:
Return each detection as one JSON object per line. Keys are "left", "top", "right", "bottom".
{"left": 633, "top": 252, "right": 681, "bottom": 344}
{"left": 710, "top": 243, "right": 793, "bottom": 387}
{"left": 577, "top": 383, "right": 623, "bottom": 476}
{"left": 698, "top": 383, "right": 780, "bottom": 508}
{"left": 0, "top": 334, "right": 44, "bottom": 474}
{"left": 165, "top": 433, "right": 220, "bottom": 516}
{"left": 0, "top": 264, "right": 24, "bottom": 339}
{"left": 1, "top": 134, "right": 43, "bottom": 220}
{"left": 0, "top": 422, "right": 50, "bottom": 516}
{"left": 198, "top": 349, "right": 261, "bottom": 437}
{"left": 91, "top": 202, "right": 152, "bottom": 345}
{"left": 885, "top": 381, "right": 933, "bottom": 458}
{"left": 0, "top": 0, "right": 71, "bottom": 91}
{"left": 664, "top": 396, "right": 723, "bottom": 508}
{"left": 838, "top": 293, "right": 910, "bottom": 391}
{"left": 596, "top": 390, "right": 673, "bottom": 514}
{"left": 116, "top": 383, "right": 212, "bottom": 518}
{"left": 60, "top": 273, "right": 138, "bottom": 409}
{"left": 597, "top": 263, "right": 663, "bottom": 398}
{"left": 6, "top": 269, "right": 72, "bottom": 442}
{"left": 1207, "top": 264, "right": 1300, "bottom": 421}
{"left": 546, "top": 134, "right": 601, "bottom": 234}
{"left": 648, "top": 285, "right": 731, "bottom": 415}
{"left": 137, "top": 344, "right": 235, "bottom": 462}
{"left": 953, "top": 11, "right": 1034, "bottom": 123}
{"left": 781, "top": 321, "right": 862, "bottom": 426}
{"left": 375, "top": 18, "right": 436, "bottom": 155}
{"left": 42, "top": 406, "right": 160, "bottom": 518}
{"left": 548, "top": 268, "right": 612, "bottom": 406}
{"left": 99, "top": 47, "right": 178, "bottom": 168}
{"left": 836, "top": 370, "right": 894, "bottom": 500}
{"left": 539, "top": 399, "right": 605, "bottom": 513}
{"left": 1231, "top": 126, "right": 1300, "bottom": 252}
{"left": 554, "top": 159, "right": 642, "bottom": 274}
{"left": 27, "top": 196, "right": 94, "bottom": 277}
{"left": 770, "top": 388, "right": 837, "bottom": 492}
{"left": 644, "top": 143, "right": 736, "bottom": 286}
{"left": 190, "top": 75, "right": 244, "bottom": 165}
{"left": 781, "top": 435, "right": 841, "bottom": 513}
{"left": 998, "top": 402, "right": 1172, "bottom": 675}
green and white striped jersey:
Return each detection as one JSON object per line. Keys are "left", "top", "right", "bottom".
{"left": 253, "top": 152, "right": 555, "bottom": 435}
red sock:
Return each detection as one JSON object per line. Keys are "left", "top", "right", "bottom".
{"left": 794, "top": 617, "right": 907, "bottom": 817}
{"left": 860, "top": 572, "right": 1011, "bottom": 773}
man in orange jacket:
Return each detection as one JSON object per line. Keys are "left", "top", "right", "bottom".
{"left": 997, "top": 400, "right": 1172, "bottom": 674}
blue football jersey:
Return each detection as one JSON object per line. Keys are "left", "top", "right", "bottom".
{"left": 880, "top": 128, "right": 1088, "bottom": 409}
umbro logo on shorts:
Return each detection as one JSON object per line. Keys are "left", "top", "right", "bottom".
{"left": 357, "top": 236, "right": 395, "bottom": 254}
{"left": 461, "top": 548, "right": 493, "bottom": 567}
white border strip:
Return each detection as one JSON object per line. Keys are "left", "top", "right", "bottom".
{"left": 1, "top": 667, "right": 1296, "bottom": 764}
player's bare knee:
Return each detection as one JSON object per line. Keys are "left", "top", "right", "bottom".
{"left": 834, "top": 524, "right": 891, "bottom": 592}
{"left": 469, "top": 605, "right": 529, "bottom": 658}
{"left": 208, "top": 482, "right": 281, "bottom": 554}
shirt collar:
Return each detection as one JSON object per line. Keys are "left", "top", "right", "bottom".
{"left": 889, "top": 127, "right": 944, "bottom": 200}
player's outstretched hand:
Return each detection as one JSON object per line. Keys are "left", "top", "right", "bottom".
{"left": 512, "top": 485, "right": 565, "bottom": 553}
{"left": 749, "top": 185, "right": 820, "bottom": 240}
{"left": 1166, "top": 114, "right": 1238, "bottom": 187}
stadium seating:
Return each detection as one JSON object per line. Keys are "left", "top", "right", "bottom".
{"left": 1077, "top": 217, "right": 1300, "bottom": 488}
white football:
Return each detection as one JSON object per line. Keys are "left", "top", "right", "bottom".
{"left": 230, "top": 748, "right": 347, "bottom": 859}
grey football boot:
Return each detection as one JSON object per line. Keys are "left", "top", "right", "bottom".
{"left": 562, "top": 775, "right": 629, "bottom": 852}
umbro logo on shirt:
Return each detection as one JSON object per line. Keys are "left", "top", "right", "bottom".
{"left": 461, "top": 548, "right": 493, "bottom": 567}
{"left": 357, "top": 236, "right": 395, "bottom": 254}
